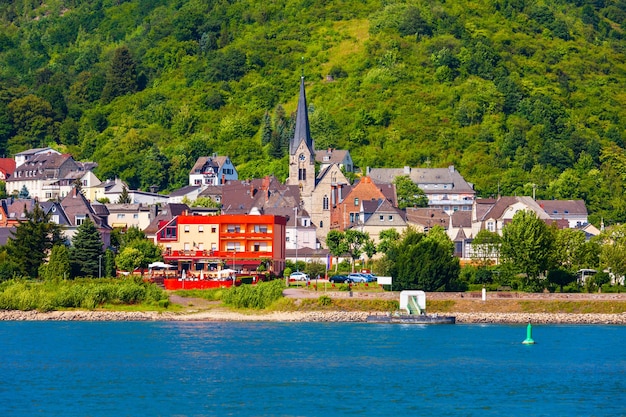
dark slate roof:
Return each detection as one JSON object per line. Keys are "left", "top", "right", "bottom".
{"left": 8, "top": 153, "right": 77, "bottom": 182}
{"left": 290, "top": 76, "right": 314, "bottom": 155}
{"left": 537, "top": 200, "right": 588, "bottom": 216}
{"left": 60, "top": 188, "right": 110, "bottom": 229}
{"left": 405, "top": 207, "right": 450, "bottom": 229}
{"left": 221, "top": 176, "right": 301, "bottom": 216}
{"left": 315, "top": 149, "right": 350, "bottom": 165}
{"left": 451, "top": 210, "right": 472, "bottom": 228}
{"left": 169, "top": 185, "right": 201, "bottom": 197}
{"left": 0, "top": 227, "right": 16, "bottom": 246}
{"left": 143, "top": 203, "right": 190, "bottom": 234}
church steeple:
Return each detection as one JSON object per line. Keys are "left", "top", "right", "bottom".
{"left": 290, "top": 76, "right": 314, "bottom": 155}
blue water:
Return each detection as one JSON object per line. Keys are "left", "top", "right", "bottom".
{"left": 0, "top": 322, "right": 624, "bottom": 417}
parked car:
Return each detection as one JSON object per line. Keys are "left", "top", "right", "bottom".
{"left": 361, "top": 273, "right": 377, "bottom": 282}
{"left": 347, "top": 273, "right": 369, "bottom": 283}
{"left": 289, "top": 271, "right": 309, "bottom": 281}
{"left": 329, "top": 275, "right": 352, "bottom": 283}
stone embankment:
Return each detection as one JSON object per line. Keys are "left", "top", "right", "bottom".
{"left": 2, "top": 309, "right": 626, "bottom": 324}
{"left": 453, "top": 312, "right": 626, "bottom": 324}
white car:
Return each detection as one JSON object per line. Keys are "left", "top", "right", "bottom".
{"left": 289, "top": 271, "right": 309, "bottom": 281}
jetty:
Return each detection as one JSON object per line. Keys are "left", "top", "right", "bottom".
{"left": 366, "top": 290, "right": 456, "bottom": 324}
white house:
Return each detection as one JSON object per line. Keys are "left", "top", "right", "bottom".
{"left": 189, "top": 155, "right": 238, "bottom": 187}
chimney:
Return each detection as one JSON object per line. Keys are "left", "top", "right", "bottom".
{"left": 222, "top": 174, "right": 225, "bottom": 184}
{"left": 404, "top": 166, "right": 411, "bottom": 175}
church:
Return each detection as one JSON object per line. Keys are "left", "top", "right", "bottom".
{"left": 285, "top": 76, "right": 352, "bottom": 245}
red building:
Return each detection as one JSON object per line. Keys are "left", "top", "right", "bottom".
{"left": 156, "top": 213, "right": 287, "bottom": 277}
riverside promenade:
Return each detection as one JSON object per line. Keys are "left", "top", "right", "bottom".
{"left": 0, "top": 290, "right": 624, "bottom": 323}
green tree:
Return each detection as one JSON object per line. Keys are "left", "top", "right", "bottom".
{"left": 69, "top": 217, "right": 104, "bottom": 278}
{"left": 102, "top": 46, "right": 138, "bottom": 103}
{"left": 390, "top": 228, "right": 460, "bottom": 291}
{"left": 394, "top": 175, "right": 428, "bottom": 209}
{"left": 500, "top": 210, "right": 555, "bottom": 290}
{"left": 547, "top": 268, "right": 576, "bottom": 292}
{"left": 6, "top": 203, "right": 65, "bottom": 278}
{"left": 343, "top": 229, "right": 370, "bottom": 272}
{"left": 39, "top": 244, "right": 71, "bottom": 281}
{"left": 470, "top": 229, "right": 501, "bottom": 267}
{"left": 116, "top": 247, "right": 143, "bottom": 273}
{"left": 598, "top": 224, "right": 626, "bottom": 282}
{"left": 325, "top": 230, "right": 346, "bottom": 272}
{"left": 117, "top": 186, "right": 131, "bottom": 204}
{"left": 377, "top": 228, "right": 400, "bottom": 255}
{"left": 118, "top": 226, "right": 162, "bottom": 275}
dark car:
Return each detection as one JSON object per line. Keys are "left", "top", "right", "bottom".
{"left": 329, "top": 275, "right": 352, "bottom": 283}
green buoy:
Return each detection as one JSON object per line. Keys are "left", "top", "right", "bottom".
{"left": 522, "top": 321, "right": 535, "bottom": 344}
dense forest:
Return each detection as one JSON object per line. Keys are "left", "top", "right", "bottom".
{"left": 1, "top": 0, "right": 626, "bottom": 225}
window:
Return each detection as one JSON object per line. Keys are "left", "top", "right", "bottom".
{"left": 133, "top": 214, "right": 138, "bottom": 219}
{"left": 487, "top": 221, "right": 495, "bottom": 232}
{"left": 198, "top": 226, "right": 204, "bottom": 233}
{"left": 323, "top": 195, "right": 329, "bottom": 210}
{"left": 211, "top": 226, "right": 217, "bottom": 233}
{"left": 253, "top": 243, "right": 267, "bottom": 252}
{"left": 226, "top": 242, "right": 241, "bottom": 251}
{"left": 117, "top": 214, "right": 125, "bottom": 219}
{"left": 227, "top": 225, "right": 240, "bottom": 233}
{"left": 45, "top": 192, "right": 52, "bottom": 199}
{"left": 254, "top": 225, "right": 268, "bottom": 233}
{"left": 76, "top": 215, "right": 86, "bottom": 226}
{"left": 184, "top": 225, "right": 190, "bottom": 233}
{"left": 354, "top": 198, "right": 359, "bottom": 206}
{"left": 379, "top": 215, "right": 384, "bottom": 221}
{"left": 298, "top": 168, "right": 306, "bottom": 181}
{"left": 320, "top": 221, "right": 323, "bottom": 228}
{"left": 388, "top": 215, "right": 393, "bottom": 221}
{"left": 194, "top": 179, "right": 201, "bottom": 185}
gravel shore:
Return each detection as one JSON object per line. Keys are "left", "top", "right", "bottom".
{"left": 1, "top": 309, "right": 626, "bottom": 324}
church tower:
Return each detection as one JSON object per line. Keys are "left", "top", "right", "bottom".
{"left": 288, "top": 76, "right": 316, "bottom": 199}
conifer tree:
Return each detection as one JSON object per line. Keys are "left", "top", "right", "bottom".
{"left": 39, "top": 244, "right": 71, "bottom": 281}
{"left": 102, "top": 46, "right": 138, "bottom": 103}
{"left": 69, "top": 217, "right": 104, "bottom": 278}
{"left": 6, "top": 203, "right": 64, "bottom": 277}
{"left": 117, "top": 186, "right": 131, "bottom": 204}
{"left": 261, "top": 111, "right": 273, "bottom": 145}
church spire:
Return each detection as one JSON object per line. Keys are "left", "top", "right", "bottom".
{"left": 290, "top": 76, "right": 313, "bottom": 155}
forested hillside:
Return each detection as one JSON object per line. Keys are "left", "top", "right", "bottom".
{"left": 1, "top": 0, "right": 626, "bottom": 225}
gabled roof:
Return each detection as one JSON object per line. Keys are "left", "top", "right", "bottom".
{"left": 405, "top": 207, "right": 450, "bottom": 229}
{"left": 481, "top": 196, "right": 551, "bottom": 221}
{"left": 8, "top": 153, "right": 77, "bottom": 182}
{"left": 60, "top": 188, "right": 110, "bottom": 229}
{"left": 0, "top": 158, "right": 16, "bottom": 176}
{"left": 169, "top": 185, "right": 201, "bottom": 197}
{"left": 367, "top": 165, "right": 475, "bottom": 194}
{"left": 315, "top": 149, "right": 350, "bottom": 165}
{"left": 190, "top": 156, "right": 232, "bottom": 174}
{"left": 14, "top": 147, "right": 56, "bottom": 157}
{"left": 198, "top": 185, "right": 223, "bottom": 198}
{"left": 143, "top": 203, "right": 190, "bottom": 235}
{"left": 0, "top": 227, "right": 16, "bottom": 245}
{"left": 451, "top": 210, "right": 472, "bottom": 228}
{"left": 222, "top": 176, "right": 301, "bottom": 216}
{"left": 537, "top": 200, "right": 588, "bottom": 216}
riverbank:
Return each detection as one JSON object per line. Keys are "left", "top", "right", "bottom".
{"left": 1, "top": 289, "right": 625, "bottom": 323}
{"left": 1, "top": 309, "right": 626, "bottom": 324}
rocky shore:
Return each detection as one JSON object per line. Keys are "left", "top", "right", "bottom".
{"left": 1, "top": 309, "right": 626, "bottom": 324}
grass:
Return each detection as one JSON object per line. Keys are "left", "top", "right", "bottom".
{"left": 427, "top": 299, "right": 626, "bottom": 314}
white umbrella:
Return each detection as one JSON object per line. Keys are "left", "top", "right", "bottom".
{"left": 148, "top": 261, "right": 175, "bottom": 269}
{"left": 181, "top": 269, "right": 186, "bottom": 280}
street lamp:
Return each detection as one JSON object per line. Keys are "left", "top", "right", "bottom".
{"left": 294, "top": 206, "right": 298, "bottom": 272}
{"left": 99, "top": 254, "right": 102, "bottom": 278}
